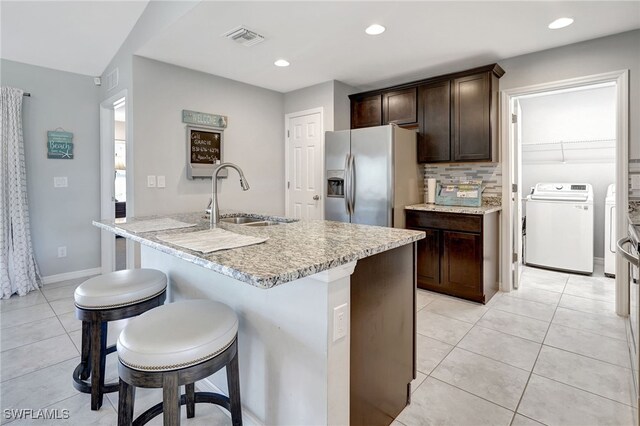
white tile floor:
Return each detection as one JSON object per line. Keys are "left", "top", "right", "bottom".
{"left": 0, "top": 265, "right": 635, "bottom": 425}
{"left": 397, "top": 265, "right": 637, "bottom": 426}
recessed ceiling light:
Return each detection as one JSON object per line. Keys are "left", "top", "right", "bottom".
{"left": 548, "top": 17, "right": 574, "bottom": 30}
{"left": 274, "top": 59, "right": 290, "bottom": 67}
{"left": 365, "top": 24, "right": 386, "bottom": 35}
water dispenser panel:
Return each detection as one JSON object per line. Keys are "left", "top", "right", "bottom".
{"left": 327, "top": 170, "right": 344, "bottom": 198}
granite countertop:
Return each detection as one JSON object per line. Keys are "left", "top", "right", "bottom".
{"left": 94, "top": 212, "right": 424, "bottom": 289}
{"left": 405, "top": 203, "right": 502, "bottom": 215}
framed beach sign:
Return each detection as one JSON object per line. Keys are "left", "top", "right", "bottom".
{"left": 47, "top": 130, "right": 74, "bottom": 159}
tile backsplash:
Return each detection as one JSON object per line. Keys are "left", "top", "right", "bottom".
{"left": 423, "top": 163, "right": 502, "bottom": 198}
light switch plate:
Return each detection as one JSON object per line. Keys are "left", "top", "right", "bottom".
{"left": 147, "top": 175, "right": 156, "bottom": 188}
{"left": 632, "top": 175, "right": 640, "bottom": 190}
{"left": 333, "top": 303, "right": 348, "bottom": 342}
{"left": 157, "top": 175, "right": 166, "bottom": 188}
{"left": 53, "top": 177, "right": 68, "bottom": 188}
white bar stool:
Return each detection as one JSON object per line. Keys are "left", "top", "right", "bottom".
{"left": 116, "top": 299, "right": 242, "bottom": 426}
{"left": 73, "top": 269, "right": 167, "bottom": 410}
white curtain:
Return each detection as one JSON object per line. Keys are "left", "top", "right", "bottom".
{"left": 0, "top": 87, "right": 41, "bottom": 298}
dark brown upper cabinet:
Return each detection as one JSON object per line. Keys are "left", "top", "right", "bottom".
{"left": 349, "top": 64, "right": 503, "bottom": 162}
{"left": 451, "top": 72, "right": 497, "bottom": 162}
{"left": 420, "top": 66, "right": 502, "bottom": 163}
{"left": 382, "top": 87, "right": 417, "bottom": 126}
{"left": 418, "top": 81, "right": 450, "bottom": 163}
{"left": 350, "top": 93, "right": 382, "bottom": 129}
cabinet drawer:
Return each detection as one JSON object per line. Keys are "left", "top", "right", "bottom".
{"left": 406, "top": 210, "right": 482, "bottom": 233}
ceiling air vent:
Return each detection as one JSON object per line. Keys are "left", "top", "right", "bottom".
{"left": 221, "top": 25, "right": 265, "bottom": 47}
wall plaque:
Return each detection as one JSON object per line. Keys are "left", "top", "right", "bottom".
{"left": 47, "top": 131, "right": 74, "bottom": 159}
{"left": 182, "top": 110, "right": 228, "bottom": 128}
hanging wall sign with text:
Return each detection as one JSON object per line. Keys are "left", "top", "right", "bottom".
{"left": 182, "top": 110, "right": 228, "bottom": 128}
{"left": 186, "top": 126, "right": 225, "bottom": 179}
{"left": 47, "top": 131, "right": 74, "bottom": 159}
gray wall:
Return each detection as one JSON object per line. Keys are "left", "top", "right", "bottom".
{"left": 283, "top": 80, "right": 359, "bottom": 132}
{"left": 0, "top": 59, "right": 101, "bottom": 277}
{"left": 132, "top": 57, "right": 285, "bottom": 217}
{"left": 499, "top": 29, "right": 640, "bottom": 165}
{"left": 333, "top": 81, "right": 358, "bottom": 131}
{"left": 284, "top": 81, "right": 335, "bottom": 132}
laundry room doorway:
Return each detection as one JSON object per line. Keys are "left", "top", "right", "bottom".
{"left": 501, "top": 70, "right": 629, "bottom": 315}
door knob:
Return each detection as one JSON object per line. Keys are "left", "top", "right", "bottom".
{"left": 313, "top": 195, "right": 320, "bottom": 201}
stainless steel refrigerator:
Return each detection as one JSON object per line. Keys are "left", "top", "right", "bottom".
{"left": 325, "top": 125, "right": 422, "bottom": 228}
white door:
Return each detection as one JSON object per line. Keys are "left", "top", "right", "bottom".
{"left": 286, "top": 110, "right": 324, "bottom": 220}
{"left": 100, "top": 91, "right": 134, "bottom": 273}
{"left": 512, "top": 98, "right": 523, "bottom": 289}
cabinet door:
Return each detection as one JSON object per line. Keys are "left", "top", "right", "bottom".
{"left": 415, "top": 228, "right": 440, "bottom": 289}
{"left": 451, "top": 72, "right": 491, "bottom": 161}
{"left": 351, "top": 94, "right": 382, "bottom": 129}
{"left": 441, "top": 231, "right": 482, "bottom": 297}
{"left": 383, "top": 87, "right": 417, "bottom": 126}
{"left": 418, "top": 81, "right": 451, "bottom": 163}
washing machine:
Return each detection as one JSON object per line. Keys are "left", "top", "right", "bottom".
{"left": 525, "top": 183, "right": 594, "bottom": 274}
{"left": 604, "top": 183, "right": 616, "bottom": 277}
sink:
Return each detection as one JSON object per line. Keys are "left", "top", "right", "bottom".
{"left": 220, "top": 216, "right": 262, "bottom": 224}
{"left": 243, "top": 221, "right": 281, "bottom": 227}
{"left": 219, "top": 214, "right": 296, "bottom": 226}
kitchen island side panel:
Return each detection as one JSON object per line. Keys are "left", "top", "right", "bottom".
{"left": 350, "top": 243, "right": 416, "bottom": 426}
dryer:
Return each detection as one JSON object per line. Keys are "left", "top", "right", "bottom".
{"left": 525, "top": 183, "right": 594, "bottom": 274}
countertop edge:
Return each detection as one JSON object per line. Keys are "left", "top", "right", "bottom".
{"left": 405, "top": 204, "right": 502, "bottom": 215}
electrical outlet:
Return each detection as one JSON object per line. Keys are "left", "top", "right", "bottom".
{"left": 57, "top": 246, "right": 67, "bottom": 258}
{"left": 333, "top": 303, "right": 348, "bottom": 342}
{"left": 632, "top": 175, "right": 640, "bottom": 190}
{"left": 53, "top": 177, "right": 68, "bottom": 188}
{"left": 157, "top": 175, "right": 166, "bottom": 188}
{"left": 147, "top": 175, "right": 156, "bottom": 188}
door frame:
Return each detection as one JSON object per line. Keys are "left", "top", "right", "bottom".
{"left": 500, "top": 70, "right": 629, "bottom": 315}
{"left": 284, "top": 107, "right": 325, "bottom": 218}
{"left": 99, "top": 89, "right": 135, "bottom": 273}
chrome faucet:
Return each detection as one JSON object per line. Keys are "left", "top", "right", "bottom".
{"left": 210, "top": 163, "right": 250, "bottom": 228}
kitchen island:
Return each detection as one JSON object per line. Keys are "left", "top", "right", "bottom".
{"left": 94, "top": 212, "right": 424, "bottom": 426}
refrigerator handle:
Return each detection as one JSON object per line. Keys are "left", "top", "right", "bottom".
{"left": 344, "top": 153, "right": 351, "bottom": 215}
{"left": 349, "top": 154, "right": 356, "bottom": 214}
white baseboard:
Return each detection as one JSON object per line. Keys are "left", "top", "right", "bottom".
{"left": 197, "top": 378, "right": 262, "bottom": 426}
{"left": 594, "top": 257, "right": 604, "bottom": 266}
{"left": 41, "top": 267, "right": 102, "bottom": 285}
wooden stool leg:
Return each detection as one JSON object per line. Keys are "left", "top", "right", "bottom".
{"left": 79, "top": 321, "right": 91, "bottom": 380}
{"left": 186, "top": 383, "right": 195, "bottom": 418}
{"left": 90, "top": 321, "right": 107, "bottom": 410}
{"left": 226, "top": 350, "right": 242, "bottom": 426}
{"left": 163, "top": 373, "right": 180, "bottom": 426}
{"left": 118, "top": 378, "right": 135, "bottom": 426}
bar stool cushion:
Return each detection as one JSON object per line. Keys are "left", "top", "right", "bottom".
{"left": 74, "top": 269, "right": 167, "bottom": 310}
{"left": 117, "top": 300, "right": 238, "bottom": 372}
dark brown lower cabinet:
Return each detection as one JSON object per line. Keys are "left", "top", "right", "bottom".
{"left": 416, "top": 228, "right": 440, "bottom": 287}
{"left": 350, "top": 243, "right": 415, "bottom": 426}
{"left": 407, "top": 210, "right": 499, "bottom": 304}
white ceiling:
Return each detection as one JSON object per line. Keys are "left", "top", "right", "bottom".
{"left": 1, "top": 1, "right": 638, "bottom": 93}
{"left": 0, "top": 1, "right": 148, "bottom": 76}
{"left": 137, "top": 1, "right": 640, "bottom": 92}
